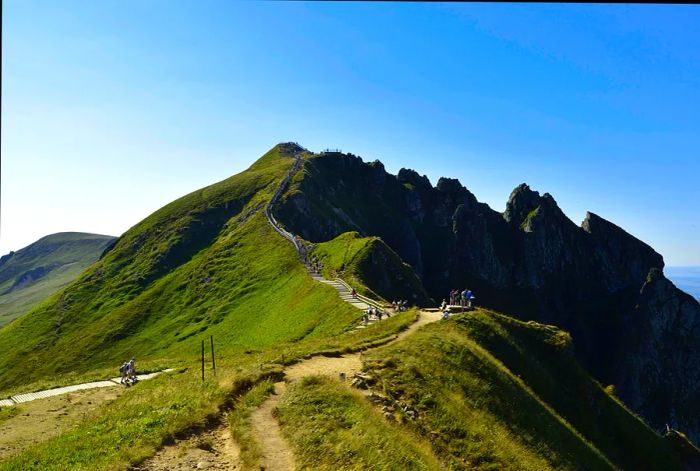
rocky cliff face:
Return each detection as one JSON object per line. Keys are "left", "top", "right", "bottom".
{"left": 276, "top": 151, "right": 700, "bottom": 443}
{"left": 617, "top": 269, "right": 700, "bottom": 444}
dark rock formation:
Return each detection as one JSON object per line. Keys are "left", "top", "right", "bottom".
{"left": 276, "top": 151, "right": 700, "bottom": 443}
{"left": 617, "top": 269, "right": 700, "bottom": 444}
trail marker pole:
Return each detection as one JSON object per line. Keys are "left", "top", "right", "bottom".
{"left": 201, "top": 339, "right": 205, "bottom": 382}
{"left": 210, "top": 335, "right": 216, "bottom": 375}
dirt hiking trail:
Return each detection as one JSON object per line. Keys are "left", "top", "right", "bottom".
{"left": 139, "top": 310, "right": 441, "bottom": 470}
{"left": 251, "top": 381, "right": 294, "bottom": 471}
{"left": 250, "top": 310, "right": 441, "bottom": 470}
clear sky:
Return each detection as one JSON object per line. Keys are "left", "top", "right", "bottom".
{"left": 2, "top": 2, "right": 699, "bottom": 265}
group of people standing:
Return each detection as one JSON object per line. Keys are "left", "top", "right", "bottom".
{"left": 362, "top": 305, "right": 388, "bottom": 323}
{"left": 308, "top": 256, "right": 323, "bottom": 274}
{"left": 392, "top": 300, "right": 409, "bottom": 312}
{"left": 447, "top": 288, "right": 476, "bottom": 308}
{"left": 361, "top": 299, "right": 411, "bottom": 324}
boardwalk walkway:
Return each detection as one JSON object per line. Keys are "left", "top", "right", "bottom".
{"left": 0, "top": 369, "right": 175, "bottom": 407}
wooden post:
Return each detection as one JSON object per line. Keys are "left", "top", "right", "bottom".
{"left": 210, "top": 335, "right": 216, "bottom": 375}
{"left": 201, "top": 339, "right": 205, "bottom": 382}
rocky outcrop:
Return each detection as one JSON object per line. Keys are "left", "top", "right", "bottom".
{"left": 276, "top": 151, "right": 698, "bottom": 443}
{"left": 617, "top": 269, "right": 700, "bottom": 444}
{"left": 583, "top": 211, "right": 665, "bottom": 292}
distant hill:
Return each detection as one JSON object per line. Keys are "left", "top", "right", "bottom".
{"left": 0, "top": 232, "right": 116, "bottom": 326}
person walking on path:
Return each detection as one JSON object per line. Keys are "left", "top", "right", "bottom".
{"left": 351, "top": 288, "right": 357, "bottom": 299}
{"left": 119, "top": 361, "right": 130, "bottom": 384}
{"left": 127, "top": 358, "right": 136, "bottom": 384}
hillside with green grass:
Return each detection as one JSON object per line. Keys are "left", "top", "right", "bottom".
{"left": 360, "top": 310, "right": 682, "bottom": 470}
{"left": 0, "top": 232, "right": 115, "bottom": 327}
{"left": 0, "top": 144, "right": 362, "bottom": 393}
{"left": 311, "top": 231, "right": 433, "bottom": 306}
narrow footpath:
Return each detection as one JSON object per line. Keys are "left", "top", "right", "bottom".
{"left": 264, "top": 150, "right": 386, "bottom": 316}
{"left": 139, "top": 310, "right": 441, "bottom": 470}
{"left": 249, "top": 309, "right": 441, "bottom": 471}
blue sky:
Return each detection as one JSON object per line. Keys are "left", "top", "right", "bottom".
{"left": 2, "top": 2, "right": 699, "bottom": 265}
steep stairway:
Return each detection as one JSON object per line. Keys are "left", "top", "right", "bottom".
{"left": 265, "top": 148, "right": 386, "bottom": 315}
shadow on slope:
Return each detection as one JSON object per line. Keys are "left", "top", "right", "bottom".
{"left": 311, "top": 231, "right": 433, "bottom": 307}
{"left": 363, "top": 310, "right": 682, "bottom": 470}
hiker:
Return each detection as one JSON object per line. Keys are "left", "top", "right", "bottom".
{"left": 362, "top": 309, "right": 369, "bottom": 324}
{"left": 466, "top": 289, "right": 474, "bottom": 309}
{"left": 351, "top": 288, "right": 357, "bottom": 299}
{"left": 127, "top": 358, "right": 136, "bottom": 383}
{"left": 441, "top": 299, "right": 447, "bottom": 311}
{"left": 377, "top": 309, "right": 383, "bottom": 320}
{"left": 461, "top": 289, "right": 468, "bottom": 308}
{"left": 119, "top": 361, "right": 130, "bottom": 384}
{"left": 442, "top": 309, "right": 450, "bottom": 320}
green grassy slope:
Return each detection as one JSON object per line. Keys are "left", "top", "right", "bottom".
{"left": 312, "top": 231, "right": 433, "bottom": 306}
{"left": 362, "top": 310, "right": 681, "bottom": 470}
{"left": 277, "top": 375, "right": 440, "bottom": 470}
{"left": 0, "top": 232, "right": 115, "bottom": 326}
{"left": 0, "top": 145, "right": 362, "bottom": 393}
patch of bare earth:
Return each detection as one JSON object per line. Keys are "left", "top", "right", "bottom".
{"left": 135, "top": 416, "right": 242, "bottom": 470}
{"left": 0, "top": 387, "right": 124, "bottom": 459}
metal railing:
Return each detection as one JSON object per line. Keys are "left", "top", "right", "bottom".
{"left": 333, "top": 277, "right": 385, "bottom": 311}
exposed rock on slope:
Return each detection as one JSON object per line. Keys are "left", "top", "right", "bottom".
{"left": 617, "top": 269, "right": 700, "bottom": 445}
{"left": 276, "top": 150, "right": 700, "bottom": 443}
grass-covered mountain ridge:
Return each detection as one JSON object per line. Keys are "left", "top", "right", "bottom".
{"left": 0, "top": 143, "right": 698, "bottom": 470}
{"left": 0, "top": 232, "right": 116, "bottom": 327}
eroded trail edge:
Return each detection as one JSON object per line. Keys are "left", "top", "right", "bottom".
{"left": 249, "top": 310, "right": 441, "bottom": 470}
